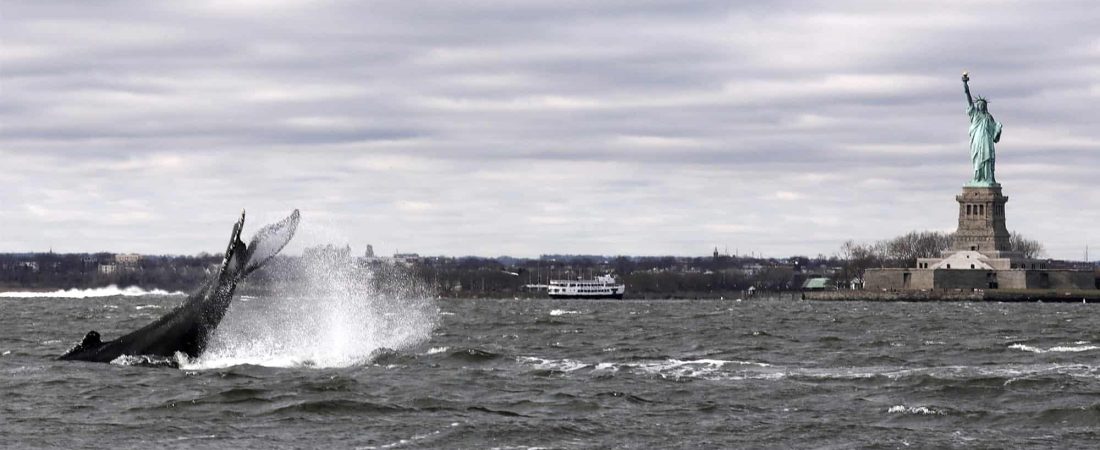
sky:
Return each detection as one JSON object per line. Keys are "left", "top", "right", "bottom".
{"left": 2, "top": 0, "right": 1098, "bottom": 259}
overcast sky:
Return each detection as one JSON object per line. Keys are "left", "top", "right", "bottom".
{"left": 2, "top": 0, "right": 1097, "bottom": 259}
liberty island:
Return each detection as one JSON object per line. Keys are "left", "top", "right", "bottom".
{"left": 855, "top": 73, "right": 1096, "bottom": 297}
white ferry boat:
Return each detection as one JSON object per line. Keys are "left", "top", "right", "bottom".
{"left": 548, "top": 275, "right": 625, "bottom": 299}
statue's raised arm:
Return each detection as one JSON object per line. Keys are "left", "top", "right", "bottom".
{"left": 962, "top": 71, "right": 974, "bottom": 107}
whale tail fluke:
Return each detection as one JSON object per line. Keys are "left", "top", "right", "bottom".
{"left": 220, "top": 210, "right": 248, "bottom": 279}
{"left": 219, "top": 209, "right": 300, "bottom": 281}
{"left": 243, "top": 209, "right": 300, "bottom": 276}
{"left": 219, "top": 209, "right": 300, "bottom": 280}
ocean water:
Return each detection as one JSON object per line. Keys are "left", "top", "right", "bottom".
{"left": 3, "top": 294, "right": 1100, "bottom": 449}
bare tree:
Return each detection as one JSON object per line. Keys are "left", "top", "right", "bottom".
{"left": 884, "top": 231, "right": 953, "bottom": 267}
{"left": 1009, "top": 232, "right": 1045, "bottom": 259}
{"left": 840, "top": 230, "right": 1043, "bottom": 273}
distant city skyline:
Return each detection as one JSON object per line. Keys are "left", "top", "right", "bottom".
{"left": 2, "top": 1, "right": 1097, "bottom": 259}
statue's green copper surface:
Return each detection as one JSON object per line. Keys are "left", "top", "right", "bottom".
{"left": 961, "top": 72, "right": 1002, "bottom": 187}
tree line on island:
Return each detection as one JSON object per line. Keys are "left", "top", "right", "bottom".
{"left": 0, "top": 251, "right": 823, "bottom": 297}
{"left": 0, "top": 230, "right": 1086, "bottom": 299}
{"left": 837, "top": 230, "right": 1044, "bottom": 284}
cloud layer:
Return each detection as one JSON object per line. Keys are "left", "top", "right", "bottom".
{"left": 3, "top": 1, "right": 1098, "bottom": 258}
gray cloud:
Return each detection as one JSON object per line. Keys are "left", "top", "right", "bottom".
{"left": 2, "top": 0, "right": 1098, "bottom": 258}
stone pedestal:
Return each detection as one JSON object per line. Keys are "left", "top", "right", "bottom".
{"left": 953, "top": 186, "right": 1010, "bottom": 253}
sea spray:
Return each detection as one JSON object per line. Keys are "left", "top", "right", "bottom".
{"left": 187, "top": 248, "right": 438, "bottom": 369}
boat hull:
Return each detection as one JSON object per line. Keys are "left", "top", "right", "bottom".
{"left": 548, "top": 293, "right": 624, "bottom": 300}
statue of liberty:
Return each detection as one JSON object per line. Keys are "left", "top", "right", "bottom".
{"left": 961, "top": 72, "right": 1002, "bottom": 187}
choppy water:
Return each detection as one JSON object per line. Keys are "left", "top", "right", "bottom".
{"left": 3, "top": 295, "right": 1100, "bottom": 449}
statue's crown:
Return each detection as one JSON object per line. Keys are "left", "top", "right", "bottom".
{"left": 974, "top": 95, "right": 988, "bottom": 104}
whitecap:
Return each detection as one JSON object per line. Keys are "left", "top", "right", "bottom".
{"left": 549, "top": 309, "right": 579, "bottom": 316}
{"left": 1009, "top": 343, "right": 1100, "bottom": 353}
{"left": 888, "top": 405, "right": 942, "bottom": 415}
{"left": 517, "top": 356, "right": 590, "bottom": 372}
{"left": 517, "top": 356, "right": 771, "bottom": 380}
{"left": 427, "top": 346, "right": 449, "bottom": 355}
{"left": 0, "top": 285, "right": 185, "bottom": 298}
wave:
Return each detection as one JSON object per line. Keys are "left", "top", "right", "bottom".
{"left": 0, "top": 285, "right": 186, "bottom": 298}
{"left": 887, "top": 405, "right": 943, "bottom": 416}
{"left": 550, "top": 309, "right": 580, "bottom": 316}
{"left": 1009, "top": 343, "right": 1100, "bottom": 353}
{"left": 448, "top": 348, "right": 503, "bottom": 362}
{"left": 514, "top": 356, "right": 1100, "bottom": 384}
{"left": 517, "top": 356, "right": 772, "bottom": 379}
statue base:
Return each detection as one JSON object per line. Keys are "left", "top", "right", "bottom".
{"left": 953, "top": 185, "right": 1010, "bottom": 254}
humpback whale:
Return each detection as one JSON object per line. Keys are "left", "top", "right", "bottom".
{"left": 59, "top": 209, "right": 300, "bottom": 363}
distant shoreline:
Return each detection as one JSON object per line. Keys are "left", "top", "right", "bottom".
{"left": 0, "top": 284, "right": 793, "bottom": 300}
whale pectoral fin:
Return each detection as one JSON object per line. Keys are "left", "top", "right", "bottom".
{"left": 242, "top": 209, "right": 300, "bottom": 276}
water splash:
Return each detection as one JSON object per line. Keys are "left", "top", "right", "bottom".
{"left": 186, "top": 241, "right": 438, "bottom": 370}
{"left": 0, "top": 285, "right": 185, "bottom": 298}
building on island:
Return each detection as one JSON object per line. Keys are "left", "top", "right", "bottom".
{"left": 115, "top": 253, "right": 142, "bottom": 265}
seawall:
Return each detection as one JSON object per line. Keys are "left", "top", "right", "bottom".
{"left": 804, "top": 289, "right": 1100, "bottom": 302}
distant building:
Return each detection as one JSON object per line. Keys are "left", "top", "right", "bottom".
{"left": 741, "top": 263, "right": 764, "bottom": 276}
{"left": 801, "top": 277, "right": 833, "bottom": 291}
{"left": 355, "top": 250, "right": 421, "bottom": 267}
{"left": 115, "top": 254, "right": 142, "bottom": 265}
{"left": 99, "top": 264, "right": 117, "bottom": 274}
{"left": 17, "top": 261, "right": 39, "bottom": 272}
